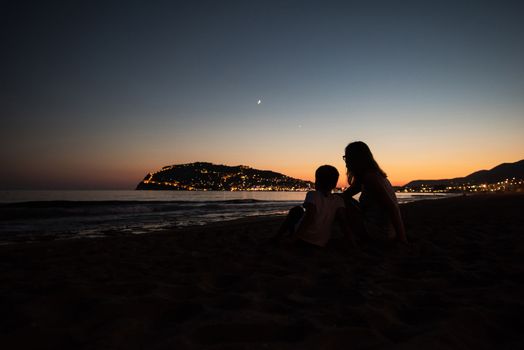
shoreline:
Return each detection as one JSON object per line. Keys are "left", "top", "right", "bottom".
{"left": 1, "top": 193, "right": 524, "bottom": 349}
{"left": 0, "top": 192, "right": 461, "bottom": 245}
{"left": 2, "top": 191, "right": 513, "bottom": 243}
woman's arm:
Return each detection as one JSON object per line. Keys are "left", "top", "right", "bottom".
{"left": 343, "top": 180, "right": 362, "bottom": 200}
{"left": 362, "top": 173, "right": 407, "bottom": 243}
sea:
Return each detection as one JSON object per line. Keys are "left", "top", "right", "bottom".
{"left": 0, "top": 190, "right": 455, "bottom": 244}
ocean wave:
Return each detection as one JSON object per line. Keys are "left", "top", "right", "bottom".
{"left": 0, "top": 199, "right": 299, "bottom": 220}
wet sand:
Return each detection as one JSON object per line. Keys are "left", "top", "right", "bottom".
{"left": 1, "top": 193, "right": 524, "bottom": 349}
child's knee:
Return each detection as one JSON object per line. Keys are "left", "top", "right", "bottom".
{"left": 289, "top": 206, "right": 304, "bottom": 221}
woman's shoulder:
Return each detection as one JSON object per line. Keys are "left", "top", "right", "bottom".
{"left": 361, "top": 171, "right": 397, "bottom": 203}
{"left": 361, "top": 171, "right": 393, "bottom": 192}
{"left": 361, "top": 171, "right": 386, "bottom": 183}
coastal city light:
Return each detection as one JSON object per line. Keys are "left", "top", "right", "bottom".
{"left": 402, "top": 178, "right": 524, "bottom": 193}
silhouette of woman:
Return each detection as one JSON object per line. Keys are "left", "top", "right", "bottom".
{"left": 342, "top": 141, "right": 407, "bottom": 243}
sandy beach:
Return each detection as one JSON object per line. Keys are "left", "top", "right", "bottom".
{"left": 1, "top": 193, "right": 524, "bottom": 349}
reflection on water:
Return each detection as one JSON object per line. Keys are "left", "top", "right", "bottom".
{"left": 0, "top": 190, "right": 455, "bottom": 204}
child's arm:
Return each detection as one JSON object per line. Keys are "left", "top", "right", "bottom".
{"left": 290, "top": 203, "right": 316, "bottom": 242}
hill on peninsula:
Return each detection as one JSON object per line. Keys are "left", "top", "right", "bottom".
{"left": 404, "top": 159, "right": 524, "bottom": 190}
{"left": 136, "top": 162, "right": 314, "bottom": 191}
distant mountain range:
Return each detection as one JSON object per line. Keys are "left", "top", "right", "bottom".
{"left": 136, "top": 159, "right": 524, "bottom": 192}
{"left": 136, "top": 162, "right": 313, "bottom": 191}
{"left": 403, "top": 159, "right": 524, "bottom": 189}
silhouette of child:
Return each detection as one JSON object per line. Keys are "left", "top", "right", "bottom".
{"left": 272, "top": 165, "right": 354, "bottom": 250}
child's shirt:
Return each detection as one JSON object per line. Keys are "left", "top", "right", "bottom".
{"left": 297, "top": 190, "right": 345, "bottom": 247}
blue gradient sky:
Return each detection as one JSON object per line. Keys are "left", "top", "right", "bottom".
{"left": 1, "top": 0, "right": 523, "bottom": 189}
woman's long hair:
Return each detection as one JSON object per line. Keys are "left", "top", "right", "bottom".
{"left": 344, "top": 141, "right": 387, "bottom": 185}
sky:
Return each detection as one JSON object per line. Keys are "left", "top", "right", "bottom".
{"left": 1, "top": 0, "right": 523, "bottom": 189}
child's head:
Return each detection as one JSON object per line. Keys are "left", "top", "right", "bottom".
{"left": 315, "top": 165, "right": 339, "bottom": 192}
